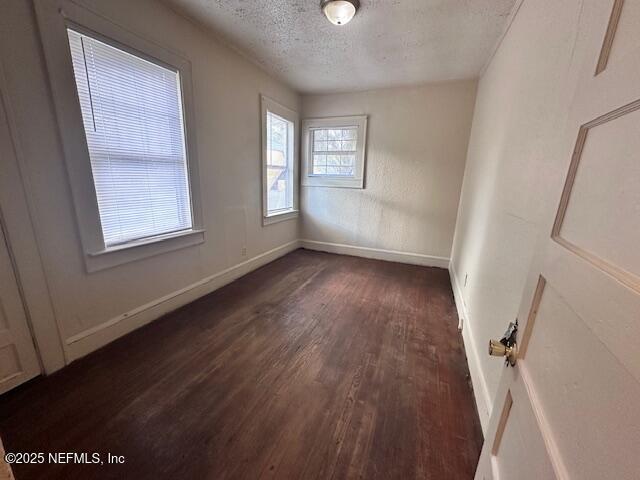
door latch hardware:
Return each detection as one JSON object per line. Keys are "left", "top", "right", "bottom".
{"left": 488, "top": 320, "right": 518, "bottom": 366}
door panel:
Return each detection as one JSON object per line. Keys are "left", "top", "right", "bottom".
{"left": 0, "top": 344, "right": 21, "bottom": 382}
{"left": 477, "top": 1, "right": 640, "bottom": 479}
{"left": 0, "top": 222, "right": 40, "bottom": 394}
{"left": 492, "top": 385, "right": 555, "bottom": 480}
{"left": 524, "top": 281, "right": 640, "bottom": 478}
{"left": 552, "top": 99, "right": 640, "bottom": 292}
{"left": 604, "top": 0, "right": 640, "bottom": 69}
{"left": 557, "top": 103, "right": 640, "bottom": 277}
{"left": 544, "top": 241, "right": 640, "bottom": 382}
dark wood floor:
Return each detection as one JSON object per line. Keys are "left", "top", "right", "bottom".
{"left": 0, "top": 249, "right": 482, "bottom": 479}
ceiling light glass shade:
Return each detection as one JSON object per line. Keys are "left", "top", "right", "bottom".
{"left": 321, "top": 0, "right": 359, "bottom": 26}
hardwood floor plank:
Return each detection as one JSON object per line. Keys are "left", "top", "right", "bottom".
{"left": 0, "top": 249, "right": 482, "bottom": 479}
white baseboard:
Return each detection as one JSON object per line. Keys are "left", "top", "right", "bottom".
{"left": 449, "top": 264, "right": 492, "bottom": 433}
{"left": 65, "top": 240, "right": 300, "bottom": 361}
{"left": 300, "top": 239, "right": 450, "bottom": 269}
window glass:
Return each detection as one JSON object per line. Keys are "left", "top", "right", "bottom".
{"left": 311, "top": 128, "right": 357, "bottom": 176}
{"left": 266, "top": 111, "right": 294, "bottom": 212}
{"left": 67, "top": 29, "right": 192, "bottom": 246}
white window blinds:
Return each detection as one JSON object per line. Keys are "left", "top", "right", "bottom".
{"left": 67, "top": 29, "right": 193, "bottom": 247}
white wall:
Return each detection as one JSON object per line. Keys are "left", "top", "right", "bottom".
{"left": 300, "top": 81, "right": 477, "bottom": 265}
{"left": 449, "top": 0, "right": 607, "bottom": 428}
{"left": 0, "top": 0, "right": 300, "bottom": 366}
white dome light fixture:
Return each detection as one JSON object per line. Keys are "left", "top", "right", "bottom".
{"left": 321, "top": 0, "right": 360, "bottom": 26}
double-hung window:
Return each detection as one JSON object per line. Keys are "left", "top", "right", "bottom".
{"left": 310, "top": 127, "right": 358, "bottom": 176}
{"left": 35, "top": 0, "right": 204, "bottom": 271}
{"left": 67, "top": 29, "right": 193, "bottom": 247}
{"left": 302, "top": 116, "right": 367, "bottom": 188}
{"left": 261, "top": 96, "right": 299, "bottom": 225}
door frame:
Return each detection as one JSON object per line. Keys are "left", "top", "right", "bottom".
{"left": 0, "top": 58, "right": 66, "bottom": 375}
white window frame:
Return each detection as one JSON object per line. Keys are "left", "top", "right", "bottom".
{"left": 34, "top": 0, "right": 204, "bottom": 272}
{"left": 302, "top": 115, "right": 368, "bottom": 189}
{"left": 260, "top": 95, "right": 299, "bottom": 226}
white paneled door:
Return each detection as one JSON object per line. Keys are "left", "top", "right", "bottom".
{"left": 0, "top": 81, "right": 41, "bottom": 394}
{"left": 475, "top": 1, "right": 640, "bottom": 479}
{"left": 0, "top": 220, "right": 40, "bottom": 394}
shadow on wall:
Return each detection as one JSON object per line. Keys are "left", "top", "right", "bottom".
{"left": 466, "top": 211, "right": 538, "bottom": 398}
{"left": 452, "top": 108, "right": 542, "bottom": 407}
{"left": 301, "top": 133, "right": 462, "bottom": 257}
{"left": 301, "top": 184, "right": 454, "bottom": 255}
{"left": 300, "top": 80, "right": 476, "bottom": 260}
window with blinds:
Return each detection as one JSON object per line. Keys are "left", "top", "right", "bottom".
{"left": 311, "top": 127, "right": 357, "bottom": 176}
{"left": 67, "top": 28, "right": 193, "bottom": 247}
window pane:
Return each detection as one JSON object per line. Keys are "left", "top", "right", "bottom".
{"left": 314, "top": 141, "right": 328, "bottom": 152}
{"left": 343, "top": 128, "right": 357, "bottom": 140}
{"left": 327, "top": 141, "right": 340, "bottom": 151}
{"left": 341, "top": 140, "right": 356, "bottom": 151}
{"left": 327, "top": 129, "right": 340, "bottom": 140}
{"left": 310, "top": 126, "right": 358, "bottom": 177}
{"left": 341, "top": 154, "right": 355, "bottom": 166}
{"left": 313, "top": 154, "right": 327, "bottom": 167}
{"left": 266, "top": 111, "right": 293, "bottom": 212}
{"left": 67, "top": 29, "right": 192, "bottom": 246}
{"left": 327, "top": 155, "right": 340, "bottom": 166}
{"left": 314, "top": 129, "right": 327, "bottom": 141}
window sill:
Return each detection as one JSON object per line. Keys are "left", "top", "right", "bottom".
{"left": 302, "top": 176, "right": 364, "bottom": 189}
{"left": 85, "top": 229, "right": 205, "bottom": 272}
{"left": 263, "top": 210, "right": 299, "bottom": 226}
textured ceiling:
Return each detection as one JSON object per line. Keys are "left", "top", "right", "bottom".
{"left": 162, "top": 0, "right": 517, "bottom": 94}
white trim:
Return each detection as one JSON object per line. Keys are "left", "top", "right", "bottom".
{"left": 300, "top": 239, "right": 449, "bottom": 268}
{"left": 301, "top": 116, "right": 367, "bottom": 189}
{"left": 261, "top": 95, "right": 299, "bottom": 223}
{"left": 90, "top": 229, "right": 205, "bottom": 255}
{"left": 449, "top": 263, "right": 492, "bottom": 433}
{"left": 262, "top": 209, "right": 299, "bottom": 226}
{"left": 85, "top": 229, "right": 205, "bottom": 272}
{"left": 0, "top": 59, "right": 67, "bottom": 373}
{"left": 65, "top": 240, "right": 300, "bottom": 361}
{"left": 519, "top": 364, "right": 570, "bottom": 479}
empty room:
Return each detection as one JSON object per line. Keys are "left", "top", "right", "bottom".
{"left": 0, "top": 0, "right": 638, "bottom": 478}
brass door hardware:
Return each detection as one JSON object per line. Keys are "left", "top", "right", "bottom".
{"left": 489, "top": 339, "right": 518, "bottom": 366}
{"left": 488, "top": 321, "right": 518, "bottom": 366}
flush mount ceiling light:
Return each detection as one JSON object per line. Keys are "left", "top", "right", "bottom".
{"left": 321, "top": 0, "right": 360, "bottom": 26}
